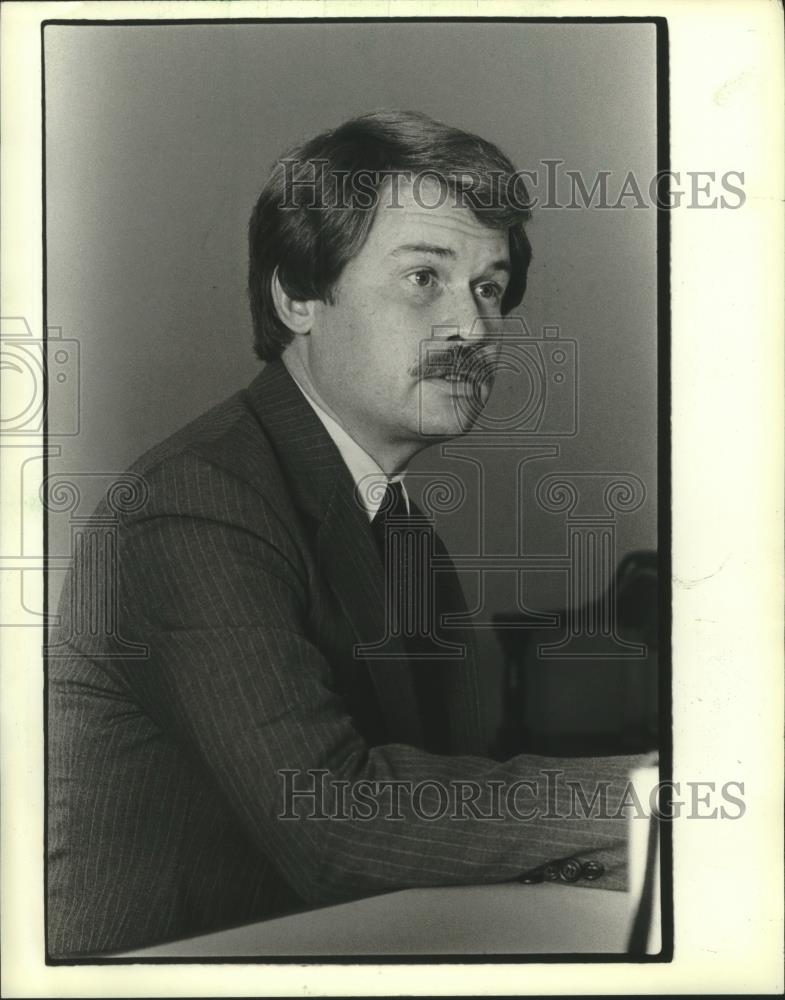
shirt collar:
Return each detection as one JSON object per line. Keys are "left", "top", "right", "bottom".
{"left": 288, "top": 373, "right": 409, "bottom": 521}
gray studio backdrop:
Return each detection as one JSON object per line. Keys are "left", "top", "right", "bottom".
{"left": 44, "top": 21, "right": 659, "bottom": 741}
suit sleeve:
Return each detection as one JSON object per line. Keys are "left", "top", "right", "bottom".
{"left": 118, "top": 451, "right": 647, "bottom": 907}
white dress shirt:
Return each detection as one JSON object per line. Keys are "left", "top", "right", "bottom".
{"left": 289, "top": 374, "right": 410, "bottom": 521}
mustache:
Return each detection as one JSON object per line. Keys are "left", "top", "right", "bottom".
{"left": 411, "top": 344, "right": 500, "bottom": 381}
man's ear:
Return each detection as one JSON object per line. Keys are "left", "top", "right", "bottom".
{"left": 271, "top": 269, "right": 316, "bottom": 334}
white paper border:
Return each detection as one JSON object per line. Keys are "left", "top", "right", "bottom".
{"left": 2, "top": 0, "right": 783, "bottom": 995}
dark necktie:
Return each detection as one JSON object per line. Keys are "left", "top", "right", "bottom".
{"left": 370, "top": 480, "right": 451, "bottom": 753}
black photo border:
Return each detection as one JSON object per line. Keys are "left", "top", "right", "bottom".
{"left": 41, "top": 13, "right": 672, "bottom": 968}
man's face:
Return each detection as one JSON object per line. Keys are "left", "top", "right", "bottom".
{"left": 301, "top": 179, "right": 511, "bottom": 461}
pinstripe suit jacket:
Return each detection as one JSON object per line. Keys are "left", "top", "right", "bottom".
{"left": 47, "top": 360, "right": 639, "bottom": 957}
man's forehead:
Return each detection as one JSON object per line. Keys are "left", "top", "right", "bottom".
{"left": 367, "top": 178, "right": 509, "bottom": 259}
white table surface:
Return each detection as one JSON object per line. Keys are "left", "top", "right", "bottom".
{"left": 118, "top": 880, "right": 653, "bottom": 958}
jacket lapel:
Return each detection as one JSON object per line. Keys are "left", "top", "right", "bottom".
{"left": 430, "top": 533, "right": 486, "bottom": 756}
{"left": 246, "top": 361, "right": 424, "bottom": 747}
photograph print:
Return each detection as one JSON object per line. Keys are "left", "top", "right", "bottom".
{"left": 38, "top": 16, "right": 667, "bottom": 961}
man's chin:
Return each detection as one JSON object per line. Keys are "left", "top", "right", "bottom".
{"left": 416, "top": 380, "right": 488, "bottom": 439}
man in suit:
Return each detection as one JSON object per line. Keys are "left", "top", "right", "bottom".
{"left": 47, "top": 110, "right": 647, "bottom": 956}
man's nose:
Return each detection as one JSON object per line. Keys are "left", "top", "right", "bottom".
{"left": 432, "top": 289, "right": 490, "bottom": 342}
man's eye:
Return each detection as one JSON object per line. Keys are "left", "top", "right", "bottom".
{"left": 408, "top": 269, "right": 436, "bottom": 288}
{"left": 475, "top": 282, "right": 502, "bottom": 301}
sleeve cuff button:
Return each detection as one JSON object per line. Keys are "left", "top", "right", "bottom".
{"left": 559, "top": 858, "right": 583, "bottom": 882}
{"left": 582, "top": 860, "right": 605, "bottom": 880}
